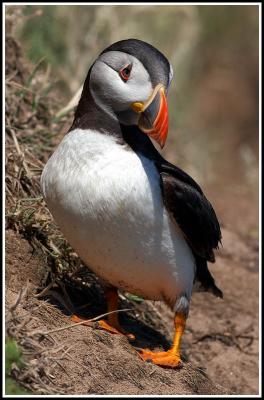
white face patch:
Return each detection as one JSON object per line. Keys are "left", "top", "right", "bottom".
{"left": 89, "top": 51, "right": 153, "bottom": 114}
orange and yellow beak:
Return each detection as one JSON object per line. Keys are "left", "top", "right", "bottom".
{"left": 131, "top": 84, "right": 168, "bottom": 148}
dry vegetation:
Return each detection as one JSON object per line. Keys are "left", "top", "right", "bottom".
{"left": 5, "top": 6, "right": 259, "bottom": 396}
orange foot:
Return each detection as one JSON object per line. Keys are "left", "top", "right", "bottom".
{"left": 71, "top": 315, "right": 135, "bottom": 340}
{"left": 138, "top": 348, "right": 183, "bottom": 368}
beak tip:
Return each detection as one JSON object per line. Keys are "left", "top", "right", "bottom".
{"left": 160, "top": 140, "right": 166, "bottom": 149}
{"left": 135, "top": 84, "right": 169, "bottom": 149}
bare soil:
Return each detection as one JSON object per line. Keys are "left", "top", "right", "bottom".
{"left": 5, "top": 224, "right": 259, "bottom": 395}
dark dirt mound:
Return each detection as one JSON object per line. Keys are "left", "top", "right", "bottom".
{"left": 6, "top": 229, "right": 231, "bottom": 395}
{"left": 5, "top": 226, "right": 259, "bottom": 395}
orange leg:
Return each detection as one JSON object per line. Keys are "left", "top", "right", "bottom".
{"left": 139, "top": 313, "right": 186, "bottom": 368}
{"left": 71, "top": 287, "right": 135, "bottom": 340}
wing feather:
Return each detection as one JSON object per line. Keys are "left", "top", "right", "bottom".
{"left": 121, "top": 125, "right": 223, "bottom": 297}
{"left": 159, "top": 165, "right": 222, "bottom": 262}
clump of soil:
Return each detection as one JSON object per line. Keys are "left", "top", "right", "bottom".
{"left": 5, "top": 10, "right": 259, "bottom": 396}
{"left": 6, "top": 229, "right": 230, "bottom": 395}
{"left": 5, "top": 225, "right": 259, "bottom": 395}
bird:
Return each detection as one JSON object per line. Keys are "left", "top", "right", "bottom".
{"left": 41, "top": 39, "right": 223, "bottom": 368}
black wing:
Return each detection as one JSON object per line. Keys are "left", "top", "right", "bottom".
{"left": 157, "top": 160, "right": 223, "bottom": 298}
{"left": 158, "top": 161, "right": 222, "bottom": 262}
{"left": 121, "top": 126, "right": 223, "bottom": 298}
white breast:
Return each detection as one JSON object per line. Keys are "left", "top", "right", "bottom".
{"left": 41, "top": 129, "right": 195, "bottom": 307}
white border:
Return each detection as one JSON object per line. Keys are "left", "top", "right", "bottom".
{"left": 3, "top": 2, "right": 262, "bottom": 398}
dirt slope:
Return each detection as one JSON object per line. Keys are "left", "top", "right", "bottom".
{"left": 5, "top": 226, "right": 258, "bottom": 395}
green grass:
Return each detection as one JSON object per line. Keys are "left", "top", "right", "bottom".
{"left": 5, "top": 338, "right": 30, "bottom": 395}
{"left": 125, "top": 293, "right": 144, "bottom": 303}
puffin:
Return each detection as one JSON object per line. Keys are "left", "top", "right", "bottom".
{"left": 41, "top": 39, "right": 223, "bottom": 368}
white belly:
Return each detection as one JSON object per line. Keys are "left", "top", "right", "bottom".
{"left": 41, "top": 129, "right": 195, "bottom": 306}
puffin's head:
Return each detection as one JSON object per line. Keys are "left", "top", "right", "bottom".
{"left": 88, "top": 39, "right": 173, "bottom": 148}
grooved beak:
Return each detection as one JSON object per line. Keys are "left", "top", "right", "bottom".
{"left": 131, "top": 84, "right": 168, "bottom": 148}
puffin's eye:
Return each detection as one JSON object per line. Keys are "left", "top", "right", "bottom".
{"left": 119, "top": 64, "right": 132, "bottom": 82}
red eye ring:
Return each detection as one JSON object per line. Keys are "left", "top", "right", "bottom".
{"left": 119, "top": 64, "right": 132, "bottom": 81}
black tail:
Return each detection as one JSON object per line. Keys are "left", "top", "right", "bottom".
{"left": 194, "top": 255, "right": 223, "bottom": 299}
